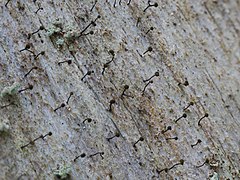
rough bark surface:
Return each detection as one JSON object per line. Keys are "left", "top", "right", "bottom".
{"left": 0, "top": 0, "right": 240, "bottom": 179}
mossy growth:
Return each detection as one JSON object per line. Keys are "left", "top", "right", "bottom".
{"left": 68, "top": 45, "right": 75, "bottom": 52}
{"left": 54, "top": 165, "right": 71, "bottom": 180}
{"left": 46, "top": 19, "right": 63, "bottom": 37}
{"left": 56, "top": 38, "right": 65, "bottom": 47}
{"left": 0, "top": 118, "right": 10, "bottom": 135}
{"left": 0, "top": 82, "right": 20, "bottom": 98}
{"left": 46, "top": 20, "right": 79, "bottom": 51}
{"left": 209, "top": 172, "right": 219, "bottom": 180}
{"left": 63, "top": 25, "right": 79, "bottom": 42}
{"left": 47, "top": 26, "right": 62, "bottom": 37}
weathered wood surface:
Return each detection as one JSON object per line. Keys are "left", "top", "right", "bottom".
{"left": 0, "top": 0, "right": 240, "bottom": 179}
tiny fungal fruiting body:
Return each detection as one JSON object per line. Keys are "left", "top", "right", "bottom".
{"left": 146, "top": 27, "right": 154, "bottom": 34}
{"left": 102, "top": 63, "right": 108, "bottom": 75}
{"left": 21, "top": 132, "right": 52, "bottom": 149}
{"left": 24, "top": 67, "right": 38, "bottom": 78}
{"left": 142, "top": 80, "right": 153, "bottom": 95}
{"left": 168, "top": 159, "right": 184, "bottom": 171}
{"left": 35, "top": 7, "right": 43, "bottom": 14}
{"left": 106, "top": 132, "right": 120, "bottom": 141}
{"left": 166, "top": 136, "right": 178, "bottom": 141}
{"left": 198, "top": 113, "right": 209, "bottom": 126}
{"left": 157, "top": 159, "right": 184, "bottom": 173}
{"left": 162, "top": 126, "right": 172, "bottom": 134}
{"left": 54, "top": 103, "right": 65, "bottom": 112}
{"left": 108, "top": 99, "right": 116, "bottom": 112}
{"left": 81, "top": 70, "right": 94, "bottom": 81}
{"left": 102, "top": 50, "right": 115, "bottom": 75}
{"left": 133, "top": 137, "right": 144, "bottom": 148}
{"left": 0, "top": 102, "right": 16, "bottom": 109}
{"left": 143, "top": 46, "right": 153, "bottom": 55}
{"left": 191, "top": 139, "right": 202, "bottom": 148}
{"left": 90, "top": 0, "right": 98, "bottom": 11}
{"left": 80, "top": 15, "right": 101, "bottom": 36}
{"left": 82, "top": 118, "right": 92, "bottom": 123}
{"left": 73, "top": 153, "right": 86, "bottom": 162}
{"left": 28, "top": 26, "right": 45, "bottom": 39}
{"left": 19, "top": 44, "right": 34, "bottom": 54}
{"left": 58, "top": 60, "right": 72, "bottom": 65}
{"left": 34, "top": 51, "right": 45, "bottom": 59}
{"left": 143, "top": 71, "right": 159, "bottom": 82}
{"left": 179, "top": 80, "right": 189, "bottom": 87}
{"left": 183, "top": 102, "right": 194, "bottom": 111}
{"left": 18, "top": 84, "right": 33, "bottom": 93}
{"left": 143, "top": 2, "right": 158, "bottom": 12}
{"left": 89, "top": 152, "right": 104, "bottom": 159}
{"left": 5, "top": 0, "right": 11, "bottom": 8}
{"left": 196, "top": 159, "right": 209, "bottom": 168}
{"left": 175, "top": 113, "right": 187, "bottom": 123}
{"left": 121, "top": 85, "right": 130, "bottom": 97}
{"left": 106, "top": 50, "right": 115, "bottom": 65}
{"left": 66, "top": 92, "right": 73, "bottom": 104}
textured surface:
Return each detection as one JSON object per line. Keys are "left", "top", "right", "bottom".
{"left": 0, "top": 0, "right": 240, "bottom": 179}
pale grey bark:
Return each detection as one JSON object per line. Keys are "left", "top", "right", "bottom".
{"left": 0, "top": 0, "right": 240, "bottom": 179}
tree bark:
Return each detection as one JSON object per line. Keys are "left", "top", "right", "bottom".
{"left": 0, "top": 0, "right": 240, "bottom": 179}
